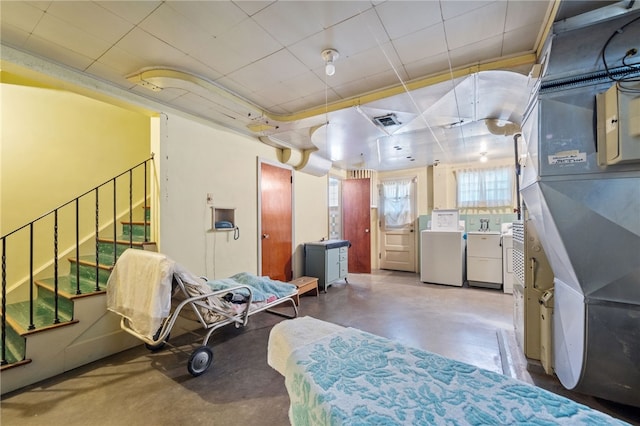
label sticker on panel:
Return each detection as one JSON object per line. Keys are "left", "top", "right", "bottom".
{"left": 548, "top": 150, "right": 587, "bottom": 165}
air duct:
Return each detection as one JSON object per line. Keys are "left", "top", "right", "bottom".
{"left": 278, "top": 147, "right": 332, "bottom": 177}
{"left": 485, "top": 119, "right": 521, "bottom": 135}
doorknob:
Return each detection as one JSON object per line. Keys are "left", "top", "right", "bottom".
{"left": 262, "top": 234, "right": 270, "bottom": 239}
{"left": 365, "top": 229, "right": 369, "bottom": 233}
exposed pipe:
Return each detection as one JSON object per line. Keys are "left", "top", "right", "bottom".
{"left": 486, "top": 118, "right": 521, "bottom": 135}
{"left": 513, "top": 133, "right": 522, "bottom": 220}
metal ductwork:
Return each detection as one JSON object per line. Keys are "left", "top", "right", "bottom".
{"left": 485, "top": 119, "right": 521, "bottom": 135}
{"left": 520, "top": 4, "right": 640, "bottom": 407}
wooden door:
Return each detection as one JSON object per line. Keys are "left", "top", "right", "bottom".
{"left": 343, "top": 178, "right": 371, "bottom": 273}
{"left": 379, "top": 178, "right": 416, "bottom": 272}
{"left": 260, "top": 162, "right": 293, "bottom": 281}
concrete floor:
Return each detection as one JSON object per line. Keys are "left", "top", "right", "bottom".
{"left": 2, "top": 270, "right": 639, "bottom": 425}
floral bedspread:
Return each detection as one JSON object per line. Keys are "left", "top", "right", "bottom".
{"left": 284, "top": 327, "right": 628, "bottom": 425}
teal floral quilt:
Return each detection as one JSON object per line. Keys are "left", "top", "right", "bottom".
{"left": 284, "top": 328, "right": 628, "bottom": 425}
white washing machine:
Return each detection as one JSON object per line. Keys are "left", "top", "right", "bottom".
{"left": 420, "top": 230, "right": 466, "bottom": 286}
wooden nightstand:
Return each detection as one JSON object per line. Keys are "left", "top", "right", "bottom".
{"left": 289, "top": 276, "right": 319, "bottom": 305}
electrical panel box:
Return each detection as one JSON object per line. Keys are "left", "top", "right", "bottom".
{"left": 597, "top": 82, "right": 640, "bottom": 165}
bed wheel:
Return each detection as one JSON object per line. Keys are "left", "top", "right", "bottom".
{"left": 188, "top": 346, "right": 213, "bottom": 376}
{"left": 145, "top": 329, "right": 170, "bottom": 351}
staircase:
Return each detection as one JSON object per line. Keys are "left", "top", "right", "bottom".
{"left": 1, "top": 157, "right": 156, "bottom": 394}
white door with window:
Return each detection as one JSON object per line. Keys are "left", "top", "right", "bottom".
{"left": 379, "top": 178, "right": 416, "bottom": 272}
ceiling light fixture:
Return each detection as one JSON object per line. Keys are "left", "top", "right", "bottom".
{"left": 480, "top": 152, "right": 488, "bottom": 163}
{"left": 322, "top": 48, "right": 339, "bottom": 76}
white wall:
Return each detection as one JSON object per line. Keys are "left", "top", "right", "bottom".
{"left": 157, "top": 113, "right": 328, "bottom": 279}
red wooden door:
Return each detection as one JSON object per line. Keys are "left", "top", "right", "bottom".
{"left": 343, "top": 178, "right": 371, "bottom": 273}
{"left": 260, "top": 162, "right": 293, "bottom": 281}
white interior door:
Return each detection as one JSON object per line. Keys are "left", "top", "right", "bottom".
{"left": 379, "top": 178, "right": 416, "bottom": 272}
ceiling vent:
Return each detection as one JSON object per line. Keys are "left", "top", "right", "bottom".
{"left": 373, "top": 113, "right": 401, "bottom": 127}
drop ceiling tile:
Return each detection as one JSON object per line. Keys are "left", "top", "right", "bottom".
{"left": 331, "top": 76, "right": 379, "bottom": 100}
{"left": 283, "top": 70, "right": 328, "bottom": 97}
{"left": 238, "top": 23, "right": 288, "bottom": 60}
{"left": 251, "top": 81, "right": 304, "bottom": 111}
{"left": 252, "top": 1, "right": 367, "bottom": 47}
{"left": 31, "top": 12, "right": 112, "bottom": 60}
{"left": 505, "top": 0, "right": 552, "bottom": 32}
{"left": 0, "top": 23, "right": 31, "bottom": 48}
{"left": 502, "top": 23, "right": 543, "bottom": 55}
{"left": 393, "top": 23, "right": 448, "bottom": 65}
{"left": 362, "top": 69, "right": 411, "bottom": 96}
{"left": 447, "top": 34, "right": 504, "bottom": 69}
{"left": 287, "top": 7, "right": 388, "bottom": 69}
{"left": 440, "top": 1, "right": 495, "bottom": 21}
{"left": 277, "top": 89, "right": 333, "bottom": 115}
{"left": 443, "top": 2, "right": 508, "bottom": 50}
{"left": 0, "top": 1, "right": 44, "bottom": 34}
{"left": 22, "top": 33, "right": 95, "bottom": 71}
{"left": 138, "top": 3, "right": 215, "bottom": 57}
{"left": 227, "top": 49, "right": 309, "bottom": 94}
{"left": 86, "top": 59, "right": 141, "bottom": 89}
{"left": 94, "top": 44, "right": 156, "bottom": 76}
{"left": 403, "top": 51, "right": 451, "bottom": 80}
{"left": 46, "top": 1, "right": 132, "bottom": 44}
{"left": 345, "top": 42, "right": 405, "bottom": 79}
{"left": 95, "top": 1, "right": 162, "bottom": 25}
{"left": 165, "top": 1, "right": 247, "bottom": 38}
{"left": 232, "top": 1, "right": 275, "bottom": 16}
{"left": 115, "top": 27, "right": 196, "bottom": 70}
{"left": 375, "top": 0, "right": 443, "bottom": 40}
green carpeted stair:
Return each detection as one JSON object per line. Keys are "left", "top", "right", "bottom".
{"left": 1, "top": 207, "right": 152, "bottom": 367}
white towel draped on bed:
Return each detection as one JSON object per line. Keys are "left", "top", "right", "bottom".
{"left": 106, "top": 249, "right": 174, "bottom": 338}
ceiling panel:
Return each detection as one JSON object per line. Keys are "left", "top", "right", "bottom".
{"left": 95, "top": 1, "right": 161, "bottom": 25}
{"left": 46, "top": 1, "right": 132, "bottom": 44}
{"left": 3, "top": 0, "right": 612, "bottom": 172}
{"left": 165, "top": 1, "right": 247, "bottom": 38}
{"left": 376, "top": 1, "right": 443, "bottom": 40}
{"left": 443, "top": 2, "right": 508, "bottom": 51}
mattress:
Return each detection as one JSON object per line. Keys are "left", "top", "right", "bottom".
{"left": 269, "top": 316, "right": 629, "bottom": 425}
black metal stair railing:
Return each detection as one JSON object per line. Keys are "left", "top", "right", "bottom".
{"left": 0, "top": 155, "right": 154, "bottom": 366}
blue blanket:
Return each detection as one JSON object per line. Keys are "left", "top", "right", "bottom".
{"left": 206, "top": 272, "right": 296, "bottom": 302}
{"left": 285, "top": 327, "right": 628, "bottom": 425}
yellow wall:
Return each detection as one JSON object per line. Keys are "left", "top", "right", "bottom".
{"left": 1, "top": 84, "right": 150, "bottom": 233}
{"left": 1, "top": 83, "right": 150, "bottom": 288}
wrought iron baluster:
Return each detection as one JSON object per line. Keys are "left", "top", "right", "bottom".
{"left": 29, "top": 224, "right": 35, "bottom": 330}
{"left": 53, "top": 210, "right": 60, "bottom": 324}
{"left": 95, "top": 188, "right": 100, "bottom": 292}
{"left": 0, "top": 155, "right": 154, "bottom": 349}
{"left": 144, "top": 160, "right": 148, "bottom": 242}
{"left": 1, "top": 237, "right": 7, "bottom": 365}
{"left": 129, "top": 169, "right": 133, "bottom": 249}
{"left": 75, "top": 199, "right": 81, "bottom": 295}
{"left": 113, "top": 178, "right": 117, "bottom": 266}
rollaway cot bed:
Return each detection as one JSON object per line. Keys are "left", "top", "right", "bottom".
{"left": 106, "top": 249, "right": 298, "bottom": 376}
{"left": 268, "top": 316, "right": 629, "bottom": 425}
